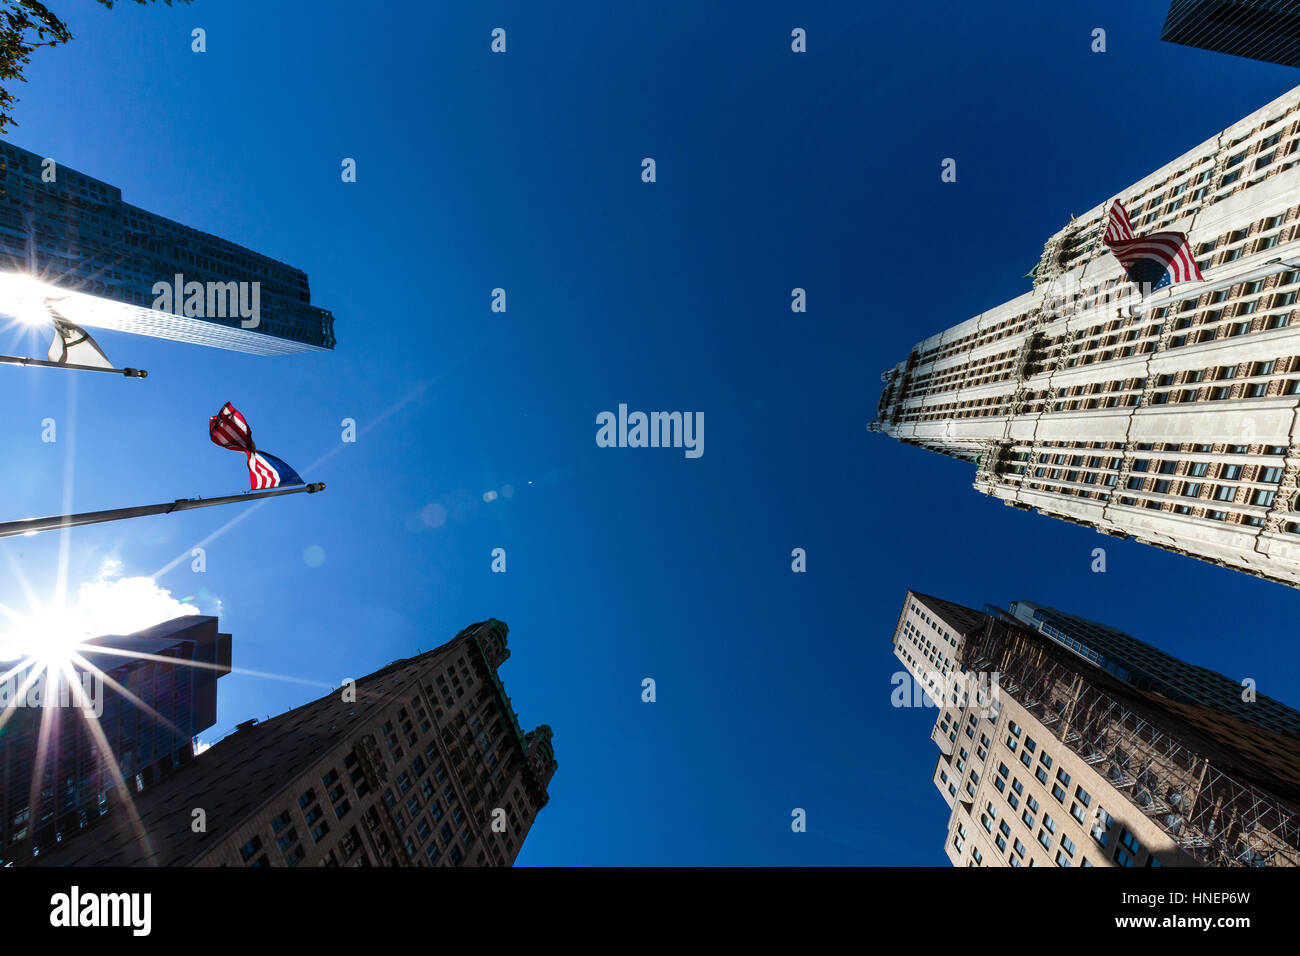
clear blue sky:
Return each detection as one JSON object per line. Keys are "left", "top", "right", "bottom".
{"left": 0, "top": 1, "right": 1297, "bottom": 865}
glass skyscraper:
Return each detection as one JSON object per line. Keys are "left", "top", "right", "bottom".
{"left": 0, "top": 140, "right": 336, "bottom": 354}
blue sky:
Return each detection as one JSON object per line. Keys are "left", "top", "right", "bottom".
{"left": 0, "top": 1, "right": 1297, "bottom": 865}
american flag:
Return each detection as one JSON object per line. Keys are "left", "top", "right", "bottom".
{"left": 209, "top": 402, "right": 305, "bottom": 490}
{"left": 1103, "top": 200, "right": 1204, "bottom": 291}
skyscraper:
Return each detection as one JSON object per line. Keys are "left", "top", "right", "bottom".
{"left": 872, "top": 86, "right": 1300, "bottom": 588}
{"left": 1008, "top": 599, "right": 1300, "bottom": 736}
{"left": 893, "top": 590, "right": 1300, "bottom": 867}
{"left": 29, "top": 619, "right": 556, "bottom": 867}
{"left": 0, "top": 614, "right": 232, "bottom": 864}
{"left": 0, "top": 140, "right": 336, "bottom": 354}
{"left": 1161, "top": 0, "right": 1300, "bottom": 68}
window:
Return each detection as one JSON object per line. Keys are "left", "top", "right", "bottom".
{"left": 1120, "top": 828, "right": 1141, "bottom": 854}
{"left": 1092, "top": 809, "right": 1112, "bottom": 847}
{"left": 239, "top": 836, "right": 263, "bottom": 863}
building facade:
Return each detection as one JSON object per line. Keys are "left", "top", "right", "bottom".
{"left": 0, "top": 140, "right": 336, "bottom": 354}
{"left": 893, "top": 590, "right": 1300, "bottom": 867}
{"left": 1008, "top": 599, "right": 1300, "bottom": 737}
{"left": 30, "top": 619, "right": 556, "bottom": 867}
{"left": 1161, "top": 0, "right": 1300, "bottom": 68}
{"left": 0, "top": 615, "right": 232, "bottom": 864}
{"left": 872, "top": 86, "right": 1300, "bottom": 588}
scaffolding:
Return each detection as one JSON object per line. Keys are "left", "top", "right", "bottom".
{"left": 963, "top": 618, "right": 1300, "bottom": 867}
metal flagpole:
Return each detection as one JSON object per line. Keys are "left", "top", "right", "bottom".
{"left": 0, "top": 354, "right": 148, "bottom": 377}
{"left": 0, "top": 483, "right": 325, "bottom": 540}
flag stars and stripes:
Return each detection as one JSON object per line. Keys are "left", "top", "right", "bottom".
{"left": 1103, "top": 200, "right": 1205, "bottom": 291}
{"left": 208, "top": 402, "right": 305, "bottom": 490}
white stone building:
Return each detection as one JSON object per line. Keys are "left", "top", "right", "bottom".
{"left": 873, "top": 86, "right": 1300, "bottom": 587}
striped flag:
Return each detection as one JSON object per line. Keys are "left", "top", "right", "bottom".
{"left": 209, "top": 402, "right": 305, "bottom": 490}
{"left": 1103, "top": 200, "right": 1204, "bottom": 292}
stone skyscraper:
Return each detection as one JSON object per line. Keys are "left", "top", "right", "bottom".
{"left": 873, "top": 87, "right": 1300, "bottom": 588}
{"left": 893, "top": 590, "right": 1300, "bottom": 867}
{"left": 31, "top": 619, "right": 555, "bottom": 867}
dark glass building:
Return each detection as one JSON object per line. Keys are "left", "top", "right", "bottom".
{"left": 1161, "top": 0, "right": 1300, "bottom": 68}
{"left": 0, "top": 615, "right": 232, "bottom": 863}
{"left": 0, "top": 140, "right": 336, "bottom": 353}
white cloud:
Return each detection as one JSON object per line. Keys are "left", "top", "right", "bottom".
{"left": 69, "top": 560, "right": 199, "bottom": 637}
{"left": 0, "top": 561, "right": 200, "bottom": 661}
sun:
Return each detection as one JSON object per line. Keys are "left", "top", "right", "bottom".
{"left": 0, "top": 270, "right": 61, "bottom": 329}
{"left": 0, "top": 601, "right": 93, "bottom": 669}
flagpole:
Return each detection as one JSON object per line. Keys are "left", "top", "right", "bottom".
{"left": 0, "top": 483, "right": 324, "bottom": 540}
{"left": 0, "top": 354, "right": 147, "bottom": 378}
